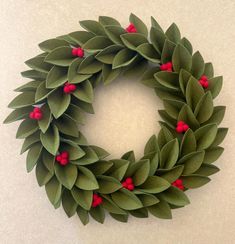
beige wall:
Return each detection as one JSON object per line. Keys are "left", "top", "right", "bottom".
{"left": 0, "top": 0, "right": 235, "bottom": 243}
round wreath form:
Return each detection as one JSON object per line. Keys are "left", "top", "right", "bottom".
{"left": 5, "top": 14, "right": 227, "bottom": 225}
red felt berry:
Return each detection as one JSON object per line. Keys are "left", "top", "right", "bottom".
{"left": 203, "top": 81, "right": 209, "bottom": 88}
{"left": 33, "top": 107, "right": 41, "bottom": 113}
{"left": 68, "top": 84, "right": 76, "bottom": 92}
{"left": 56, "top": 155, "right": 61, "bottom": 162}
{"left": 29, "top": 112, "right": 35, "bottom": 119}
{"left": 72, "top": 48, "right": 78, "bottom": 56}
{"left": 96, "top": 197, "right": 103, "bottom": 205}
{"left": 127, "top": 184, "right": 134, "bottom": 191}
{"left": 122, "top": 182, "right": 128, "bottom": 188}
{"left": 61, "top": 151, "right": 69, "bottom": 159}
{"left": 77, "top": 47, "right": 84, "bottom": 58}
{"left": 126, "top": 23, "right": 137, "bottom": 33}
{"left": 160, "top": 62, "right": 173, "bottom": 72}
{"left": 176, "top": 126, "right": 184, "bottom": 133}
{"left": 60, "top": 158, "right": 69, "bottom": 166}
{"left": 175, "top": 179, "right": 182, "bottom": 185}
{"left": 63, "top": 85, "right": 71, "bottom": 93}
{"left": 166, "top": 62, "right": 172, "bottom": 68}
{"left": 34, "top": 112, "right": 42, "bottom": 120}
{"left": 125, "top": 177, "right": 133, "bottom": 184}
{"left": 200, "top": 75, "right": 208, "bottom": 81}
{"left": 183, "top": 124, "right": 189, "bottom": 131}
{"left": 177, "top": 121, "right": 184, "bottom": 126}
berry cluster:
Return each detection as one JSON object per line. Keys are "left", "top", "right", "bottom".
{"left": 199, "top": 75, "right": 209, "bottom": 88}
{"left": 160, "top": 62, "right": 173, "bottom": 72}
{"left": 71, "top": 47, "right": 84, "bottom": 58}
{"left": 176, "top": 121, "right": 189, "bottom": 133}
{"left": 29, "top": 107, "right": 43, "bottom": 120}
{"left": 56, "top": 151, "right": 69, "bottom": 166}
{"left": 92, "top": 194, "right": 103, "bottom": 207}
{"left": 126, "top": 23, "right": 137, "bottom": 33}
{"left": 63, "top": 82, "right": 76, "bottom": 94}
{"left": 122, "top": 177, "right": 135, "bottom": 191}
{"left": 171, "top": 179, "right": 184, "bottom": 190}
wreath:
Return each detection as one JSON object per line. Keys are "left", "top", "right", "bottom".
{"left": 4, "top": 14, "right": 227, "bottom": 225}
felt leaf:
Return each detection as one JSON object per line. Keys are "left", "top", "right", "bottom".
{"left": 65, "top": 104, "right": 84, "bottom": 125}
{"left": 42, "top": 150, "right": 55, "bottom": 173}
{"left": 35, "top": 81, "right": 55, "bottom": 102}
{"left": 203, "top": 146, "right": 224, "bottom": 164}
{"left": 154, "top": 71, "right": 179, "bottom": 91}
{"left": 38, "top": 104, "right": 51, "bottom": 133}
{"left": 72, "top": 146, "right": 98, "bottom": 165}
{"left": 101, "top": 195, "right": 126, "bottom": 214}
{"left": 195, "top": 163, "right": 220, "bottom": 176}
{"left": 132, "top": 160, "right": 150, "bottom": 186}
{"left": 14, "top": 80, "right": 41, "bottom": 92}
{"left": 204, "top": 62, "right": 214, "bottom": 79}
{"left": 180, "top": 37, "right": 193, "bottom": 55}
{"left": 148, "top": 200, "right": 172, "bottom": 219}
{"left": 90, "top": 146, "right": 110, "bottom": 160}
{"left": 129, "top": 13, "right": 148, "bottom": 37}
{"left": 208, "top": 76, "right": 223, "bottom": 98}
{"left": 178, "top": 151, "right": 205, "bottom": 175}
{"left": 45, "top": 46, "right": 74, "bottom": 66}
{"left": 21, "top": 131, "right": 40, "bottom": 154}
{"left": 156, "top": 165, "right": 184, "bottom": 183}
{"left": 165, "top": 23, "right": 181, "bottom": 43}
{"left": 141, "top": 67, "right": 160, "bottom": 88}
{"left": 78, "top": 55, "right": 102, "bottom": 74}
{"left": 40, "top": 125, "right": 60, "bottom": 155}
{"left": 194, "top": 91, "right": 213, "bottom": 123}
{"left": 77, "top": 206, "right": 89, "bottom": 225}
{"left": 21, "top": 70, "right": 47, "bottom": 80}
{"left": 141, "top": 152, "right": 159, "bottom": 176}
{"left": 46, "top": 66, "right": 67, "bottom": 88}
{"left": 112, "top": 49, "right": 138, "bottom": 69}
{"left": 25, "top": 56, "right": 53, "bottom": 73}
{"left": 71, "top": 187, "right": 92, "bottom": 210}
{"left": 163, "top": 99, "right": 185, "bottom": 119}
{"left": 55, "top": 114, "right": 78, "bottom": 137}
{"left": 89, "top": 205, "right": 105, "bottom": 224}
{"left": 172, "top": 44, "right": 192, "bottom": 72}
{"left": 69, "top": 31, "right": 95, "bottom": 46}
{"left": 71, "top": 98, "right": 94, "bottom": 114}
{"left": 104, "top": 25, "right": 126, "bottom": 45}
{"left": 157, "top": 126, "right": 174, "bottom": 149}
{"left": 195, "top": 124, "right": 217, "bottom": 150}
{"left": 97, "top": 175, "right": 122, "bottom": 194}
{"left": 129, "top": 208, "right": 148, "bottom": 218}
{"left": 136, "top": 43, "right": 160, "bottom": 63}
{"left": 161, "top": 39, "right": 176, "bottom": 63}
{"left": 158, "top": 110, "right": 177, "bottom": 129}
{"left": 36, "top": 161, "right": 53, "bottom": 186}
{"left": 88, "top": 160, "right": 113, "bottom": 175}
{"left": 102, "top": 64, "right": 122, "bottom": 85}
{"left": 26, "top": 142, "right": 42, "bottom": 172}
{"left": 75, "top": 166, "right": 99, "bottom": 190}
{"left": 99, "top": 16, "right": 121, "bottom": 26}
{"left": 181, "top": 175, "right": 210, "bottom": 188}
{"left": 180, "top": 129, "right": 197, "bottom": 156}
{"left": 138, "top": 194, "right": 160, "bottom": 207}
{"left": 138, "top": 176, "right": 170, "bottom": 193}
{"left": 150, "top": 27, "right": 166, "bottom": 53}
{"left": 111, "top": 188, "right": 143, "bottom": 210}
{"left": 108, "top": 159, "right": 130, "bottom": 181}
{"left": 160, "top": 139, "right": 179, "bottom": 169}
{"left": 79, "top": 20, "right": 106, "bottom": 36}
{"left": 211, "top": 128, "right": 228, "bottom": 147}
{"left": 151, "top": 16, "right": 164, "bottom": 32}
{"left": 144, "top": 135, "right": 158, "bottom": 155}
{"left": 45, "top": 176, "right": 62, "bottom": 205}
{"left": 61, "top": 143, "right": 85, "bottom": 160}
{"left": 191, "top": 51, "right": 205, "bottom": 79}
{"left": 8, "top": 91, "right": 35, "bottom": 109}
{"left": 120, "top": 33, "right": 148, "bottom": 51}
{"left": 203, "top": 106, "right": 226, "bottom": 126}
{"left": 179, "top": 69, "right": 191, "bottom": 95}
{"left": 122, "top": 58, "right": 148, "bottom": 78}
{"left": 57, "top": 34, "right": 77, "bottom": 45}
{"left": 83, "top": 36, "right": 113, "bottom": 52}
{"left": 62, "top": 190, "right": 78, "bottom": 217}
{"left": 4, "top": 107, "right": 32, "bottom": 124}
{"left": 178, "top": 105, "right": 200, "bottom": 130}
{"left": 48, "top": 88, "right": 71, "bottom": 118}
{"left": 110, "top": 213, "right": 128, "bottom": 223}
{"left": 16, "top": 119, "right": 38, "bottom": 139}
{"left": 55, "top": 163, "right": 77, "bottom": 189}
{"left": 159, "top": 186, "right": 190, "bottom": 206}
{"left": 39, "top": 38, "right": 69, "bottom": 52}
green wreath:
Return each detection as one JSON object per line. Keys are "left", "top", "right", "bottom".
{"left": 4, "top": 14, "right": 227, "bottom": 225}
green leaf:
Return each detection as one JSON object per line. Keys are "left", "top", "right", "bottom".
{"left": 172, "top": 44, "right": 192, "bottom": 73}
{"left": 55, "top": 163, "right": 77, "bottom": 189}
{"left": 88, "top": 160, "right": 113, "bottom": 175}
{"left": 69, "top": 31, "right": 95, "bottom": 46}
{"left": 121, "top": 151, "right": 136, "bottom": 163}
{"left": 156, "top": 165, "right": 184, "bottom": 183}
{"left": 158, "top": 110, "right": 177, "bottom": 129}
{"left": 78, "top": 55, "right": 102, "bottom": 74}
{"left": 181, "top": 175, "right": 210, "bottom": 188}
{"left": 204, "top": 63, "right": 214, "bottom": 79}
{"left": 42, "top": 150, "right": 55, "bottom": 173}
{"left": 99, "top": 16, "right": 121, "bottom": 26}
{"left": 150, "top": 27, "right": 166, "bottom": 53}
{"left": 61, "top": 143, "right": 85, "bottom": 160}
{"left": 55, "top": 114, "right": 78, "bottom": 137}
{"left": 102, "top": 64, "right": 122, "bottom": 85}
{"left": 48, "top": 88, "right": 71, "bottom": 118}
{"left": 129, "top": 208, "right": 148, "bottom": 218}
{"left": 163, "top": 99, "right": 185, "bottom": 119}
{"left": 203, "top": 106, "right": 226, "bottom": 125}
{"left": 36, "top": 161, "right": 53, "bottom": 186}
{"left": 77, "top": 206, "right": 89, "bottom": 225}
{"left": 62, "top": 190, "right": 78, "bottom": 217}
{"left": 165, "top": 23, "right": 181, "bottom": 43}
{"left": 151, "top": 16, "right": 164, "bottom": 32}
{"left": 14, "top": 79, "right": 42, "bottom": 92}
{"left": 40, "top": 125, "right": 60, "bottom": 155}
{"left": 72, "top": 146, "right": 98, "bottom": 165}
{"left": 45, "top": 176, "right": 62, "bottom": 205}
{"left": 46, "top": 66, "right": 67, "bottom": 88}
{"left": 112, "top": 49, "right": 137, "bottom": 69}
{"left": 97, "top": 175, "right": 122, "bottom": 194}
{"left": 203, "top": 146, "right": 224, "bottom": 164}
{"left": 21, "top": 70, "right": 47, "bottom": 80}
{"left": 195, "top": 124, "right": 217, "bottom": 150}
{"left": 194, "top": 92, "right": 213, "bottom": 123}
{"left": 101, "top": 195, "right": 126, "bottom": 214}
{"left": 111, "top": 188, "right": 143, "bottom": 210}
{"left": 195, "top": 163, "right": 220, "bottom": 176}
{"left": 138, "top": 194, "right": 159, "bottom": 207}
{"left": 108, "top": 159, "right": 130, "bottom": 181}
{"left": 71, "top": 98, "right": 94, "bottom": 114}
{"left": 25, "top": 56, "right": 53, "bottom": 73}
{"left": 157, "top": 126, "right": 174, "bottom": 149}
{"left": 211, "top": 128, "right": 228, "bottom": 147}
{"left": 159, "top": 186, "right": 190, "bottom": 206}
{"left": 179, "top": 69, "right": 191, "bottom": 95}
{"left": 71, "top": 187, "right": 92, "bottom": 210}
{"left": 144, "top": 135, "right": 158, "bottom": 154}
{"left": 141, "top": 67, "right": 160, "bottom": 88}
{"left": 79, "top": 20, "right": 106, "bottom": 36}
{"left": 75, "top": 166, "right": 99, "bottom": 190}
{"left": 129, "top": 13, "right": 148, "bottom": 37}
{"left": 104, "top": 25, "right": 126, "bottom": 45}
{"left": 208, "top": 76, "right": 223, "bottom": 98}
{"left": 8, "top": 91, "right": 35, "bottom": 109}
{"left": 95, "top": 45, "right": 123, "bottom": 64}
{"left": 83, "top": 36, "right": 113, "bottom": 52}
{"left": 110, "top": 213, "right": 128, "bottom": 222}
{"left": 138, "top": 176, "right": 170, "bottom": 193}
{"left": 191, "top": 51, "right": 204, "bottom": 79}
{"left": 38, "top": 104, "right": 51, "bottom": 133}
{"left": 161, "top": 39, "right": 176, "bottom": 63}
{"left": 180, "top": 129, "right": 196, "bottom": 156}
{"left": 65, "top": 104, "right": 84, "bottom": 125}
{"left": 180, "top": 37, "right": 193, "bottom": 54}
{"left": 35, "top": 81, "right": 55, "bottom": 103}
{"left": 89, "top": 205, "right": 105, "bottom": 223}
{"left": 132, "top": 160, "right": 150, "bottom": 186}
{"left": 141, "top": 152, "right": 159, "bottom": 176}
{"left": 26, "top": 142, "right": 42, "bottom": 172}
{"left": 160, "top": 139, "right": 179, "bottom": 169}
{"left": 4, "top": 107, "right": 32, "bottom": 124}
{"left": 21, "top": 131, "right": 40, "bottom": 154}
{"left": 45, "top": 46, "right": 74, "bottom": 66}
{"left": 16, "top": 119, "right": 38, "bottom": 139}
{"left": 120, "top": 33, "right": 148, "bottom": 51}
{"left": 154, "top": 71, "right": 179, "bottom": 90}
{"left": 90, "top": 146, "right": 110, "bottom": 160}
{"left": 148, "top": 200, "right": 172, "bottom": 219}
{"left": 39, "top": 38, "right": 69, "bottom": 52}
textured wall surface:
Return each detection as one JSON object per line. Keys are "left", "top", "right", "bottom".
{"left": 0, "top": 1, "right": 235, "bottom": 243}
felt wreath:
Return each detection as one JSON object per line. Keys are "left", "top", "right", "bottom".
{"left": 4, "top": 14, "right": 227, "bottom": 225}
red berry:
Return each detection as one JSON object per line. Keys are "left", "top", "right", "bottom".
{"left": 56, "top": 155, "right": 62, "bottom": 162}
{"left": 92, "top": 202, "right": 97, "bottom": 207}
{"left": 126, "top": 23, "right": 137, "bottom": 33}
{"left": 96, "top": 197, "right": 102, "bottom": 205}
{"left": 160, "top": 64, "right": 167, "bottom": 71}
{"left": 63, "top": 85, "right": 71, "bottom": 93}
{"left": 72, "top": 48, "right": 78, "bottom": 56}
{"left": 177, "top": 121, "right": 184, "bottom": 126}
{"left": 125, "top": 177, "right": 133, "bottom": 184}
{"left": 34, "top": 112, "right": 42, "bottom": 120}
{"left": 127, "top": 184, "right": 134, "bottom": 191}
{"left": 29, "top": 112, "right": 35, "bottom": 119}
{"left": 68, "top": 84, "right": 76, "bottom": 92}
{"left": 176, "top": 126, "right": 184, "bottom": 133}
{"left": 93, "top": 194, "right": 99, "bottom": 200}
{"left": 60, "top": 158, "right": 69, "bottom": 166}
{"left": 203, "top": 81, "right": 209, "bottom": 88}
{"left": 166, "top": 62, "right": 172, "bottom": 68}
{"left": 33, "top": 107, "right": 41, "bottom": 113}
{"left": 200, "top": 75, "right": 208, "bottom": 81}
{"left": 175, "top": 179, "right": 182, "bottom": 185}
{"left": 61, "top": 151, "right": 69, "bottom": 159}
{"left": 77, "top": 47, "right": 84, "bottom": 58}
{"left": 167, "top": 68, "right": 172, "bottom": 72}
{"left": 183, "top": 124, "right": 189, "bottom": 131}
{"left": 122, "top": 182, "right": 128, "bottom": 188}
